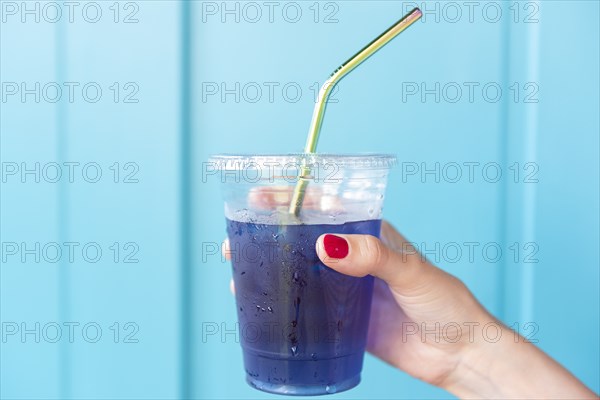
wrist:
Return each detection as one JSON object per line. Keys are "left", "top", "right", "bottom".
{"left": 442, "top": 312, "right": 507, "bottom": 398}
{"left": 443, "top": 316, "right": 597, "bottom": 399}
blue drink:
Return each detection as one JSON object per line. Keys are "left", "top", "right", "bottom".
{"left": 211, "top": 153, "right": 396, "bottom": 394}
{"left": 227, "top": 218, "right": 382, "bottom": 395}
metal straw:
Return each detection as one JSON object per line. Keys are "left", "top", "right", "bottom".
{"left": 289, "top": 7, "right": 423, "bottom": 216}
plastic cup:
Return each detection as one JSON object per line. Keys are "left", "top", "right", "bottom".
{"left": 210, "top": 154, "right": 396, "bottom": 396}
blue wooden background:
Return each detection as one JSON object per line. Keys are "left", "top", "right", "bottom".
{"left": 1, "top": 1, "right": 598, "bottom": 399}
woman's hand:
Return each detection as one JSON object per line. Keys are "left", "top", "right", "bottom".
{"left": 314, "top": 221, "right": 598, "bottom": 399}
{"left": 315, "top": 221, "right": 487, "bottom": 388}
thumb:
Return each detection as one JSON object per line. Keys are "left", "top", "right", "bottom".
{"left": 315, "top": 231, "right": 435, "bottom": 292}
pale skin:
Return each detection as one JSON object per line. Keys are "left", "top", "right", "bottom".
{"left": 222, "top": 220, "right": 598, "bottom": 399}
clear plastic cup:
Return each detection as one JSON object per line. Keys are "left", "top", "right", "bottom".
{"left": 209, "top": 154, "right": 396, "bottom": 396}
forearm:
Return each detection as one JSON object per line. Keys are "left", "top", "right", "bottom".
{"left": 444, "top": 319, "right": 598, "bottom": 399}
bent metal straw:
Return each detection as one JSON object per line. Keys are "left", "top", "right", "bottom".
{"left": 289, "top": 7, "right": 422, "bottom": 216}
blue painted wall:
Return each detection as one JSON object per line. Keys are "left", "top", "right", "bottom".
{"left": 1, "top": 1, "right": 598, "bottom": 399}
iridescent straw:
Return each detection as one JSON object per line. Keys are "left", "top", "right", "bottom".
{"left": 289, "top": 7, "right": 423, "bottom": 216}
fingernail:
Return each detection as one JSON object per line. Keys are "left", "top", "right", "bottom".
{"left": 323, "top": 234, "right": 349, "bottom": 259}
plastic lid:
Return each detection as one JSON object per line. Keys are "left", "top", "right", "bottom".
{"left": 208, "top": 153, "right": 397, "bottom": 170}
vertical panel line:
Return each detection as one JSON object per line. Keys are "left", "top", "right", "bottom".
{"left": 180, "top": 1, "right": 192, "bottom": 398}
{"left": 55, "top": 16, "right": 70, "bottom": 400}
{"left": 498, "top": 1, "right": 511, "bottom": 322}
{"left": 519, "top": 1, "right": 540, "bottom": 325}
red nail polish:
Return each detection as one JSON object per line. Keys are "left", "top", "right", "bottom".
{"left": 323, "top": 234, "right": 349, "bottom": 259}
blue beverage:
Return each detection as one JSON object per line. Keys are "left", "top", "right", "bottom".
{"left": 226, "top": 218, "right": 381, "bottom": 395}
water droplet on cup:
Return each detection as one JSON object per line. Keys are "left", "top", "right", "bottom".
{"left": 290, "top": 346, "right": 298, "bottom": 356}
{"left": 325, "top": 385, "right": 337, "bottom": 394}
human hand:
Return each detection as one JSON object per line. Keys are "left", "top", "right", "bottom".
{"left": 313, "top": 222, "right": 598, "bottom": 399}
{"left": 315, "top": 221, "right": 489, "bottom": 388}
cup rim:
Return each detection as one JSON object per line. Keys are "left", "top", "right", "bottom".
{"left": 208, "top": 153, "right": 397, "bottom": 170}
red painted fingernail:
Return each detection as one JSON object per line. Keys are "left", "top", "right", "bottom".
{"left": 323, "top": 234, "right": 349, "bottom": 259}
